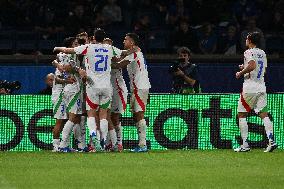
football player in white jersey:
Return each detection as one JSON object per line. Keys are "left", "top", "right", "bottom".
{"left": 54, "top": 29, "right": 116, "bottom": 151}
{"left": 103, "top": 38, "right": 128, "bottom": 152}
{"left": 235, "top": 32, "right": 277, "bottom": 152}
{"left": 53, "top": 37, "right": 86, "bottom": 152}
{"left": 50, "top": 70, "right": 67, "bottom": 152}
{"left": 112, "top": 33, "right": 151, "bottom": 152}
{"left": 54, "top": 29, "right": 137, "bottom": 151}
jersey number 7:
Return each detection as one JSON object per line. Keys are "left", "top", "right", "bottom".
{"left": 257, "top": 60, "right": 263, "bottom": 79}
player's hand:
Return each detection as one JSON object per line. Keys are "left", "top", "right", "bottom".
{"left": 236, "top": 71, "right": 242, "bottom": 79}
{"left": 78, "top": 69, "right": 87, "bottom": 79}
{"left": 66, "top": 76, "right": 76, "bottom": 84}
{"left": 63, "top": 64, "right": 72, "bottom": 72}
{"left": 57, "top": 64, "right": 64, "bottom": 73}
{"left": 239, "top": 64, "right": 244, "bottom": 70}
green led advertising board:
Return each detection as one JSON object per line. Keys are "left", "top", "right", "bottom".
{"left": 0, "top": 94, "right": 283, "bottom": 151}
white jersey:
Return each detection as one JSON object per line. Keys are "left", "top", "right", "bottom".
{"left": 74, "top": 43, "right": 115, "bottom": 89}
{"left": 111, "top": 46, "right": 127, "bottom": 92}
{"left": 243, "top": 48, "right": 267, "bottom": 93}
{"left": 59, "top": 53, "right": 81, "bottom": 93}
{"left": 126, "top": 52, "right": 151, "bottom": 90}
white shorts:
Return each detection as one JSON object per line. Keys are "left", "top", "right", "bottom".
{"left": 237, "top": 92, "right": 268, "bottom": 114}
{"left": 111, "top": 83, "right": 128, "bottom": 114}
{"left": 63, "top": 89, "right": 83, "bottom": 114}
{"left": 52, "top": 92, "right": 68, "bottom": 119}
{"left": 130, "top": 89, "right": 149, "bottom": 113}
{"left": 86, "top": 87, "right": 112, "bottom": 111}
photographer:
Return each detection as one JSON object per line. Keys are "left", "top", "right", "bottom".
{"left": 170, "top": 47, "right": 201, "bottom": 94}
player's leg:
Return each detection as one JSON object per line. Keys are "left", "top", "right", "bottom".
{"left": 234, "top": 92, "right": 252, "bottom": 152}
{"left": 111, "top": 88, "right": 127, "bottom": 151}
{"left": 131, "top": 89, "right": 149, "bottom": 152}
{"left": 52, "top": 119, "right": 65, "bottom": 152}
{"left": 105, "top": 110, "right": 117, "bottom": 151}
{"left": 98, "top": 88, "right": 112, "bottom": 149}
{"left": 111, "top": 112, "right": 123, "bottom": 151}
{"left": 52, "top": 92, "right": 67, "bottom": 152}
{"left": 86, "top": 87, "right": 101, "bottom": 152}
{"left": 59, "top": 90, "right": 84, "bottom": 152}
{"left": 256, "top": 93, "right": 277, "bottom": 152}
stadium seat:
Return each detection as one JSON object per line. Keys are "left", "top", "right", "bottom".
{"left": 15, "top": 40, "right": 37, "bottom": 54}
{"left": 266, "top": 36, "right": 284, "bottom": 54}
{"left": 0, "top": 39, "right": 14, "bottom": 54}
{"left": 38, "top": 40, "right": 57, "bottom": 54}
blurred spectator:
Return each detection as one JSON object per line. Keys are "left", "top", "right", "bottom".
{"left": 171, "top": 19, "right": 197, "bottom": 53}
{"left": 197, "top": 23, "right": 217, "bottom": 54}
{"left": 101, "top": 0, "right": 122, "bottom": 25}
{"left": 134, "top": 15, "right": 151, "bottom": 44}
{"left": 65, "top": 4, "right": 91, "bottom": 35}
{"left": 39, "top": 73, "right": 54, "bottom": 95}
{"left": 240, "top": 18, "right": 265, "bottom": 51}
{"left": 231, "top": 0, "right": 259, "bottom": 26}
{"left": 270, "top": 11, "right": 284, "bottom": 33}
{"left": 166, "top": 0, "right": 190, "bottom": 27}
{"left": 218, "top": 25, "right": 240, "bottom": 55}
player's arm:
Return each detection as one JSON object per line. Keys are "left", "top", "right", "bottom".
{"left": 111, "top": 60, "right": 130, "bottom": 69}
{"left": 236, "top": 60, "right": 256, "bottom": 79}
{"left": 51, "top": 60, "right": 64, "bottom": 72}
{"left": 53, "top": 47, "right": 75, "bottom": 54}
{"left": 55, "top": 75, "right": 76, "bottom": 84}
{"left": 112, "top": 46, "right": 140, "bottom": 62}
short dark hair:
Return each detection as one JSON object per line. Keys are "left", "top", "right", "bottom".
{"left": 62, "top": 37, "right": 76, "bottom": 48}
{"left": 126, "top": 33, "right": 140, "bottom": 45}
{"left": 177, "top": 47, "right": 191, "bottom": 56}
{"left": 247, "top": 32, "right": 261, "bottom": 46}
{"left": 94, "top": 28, "right": 106, "bottom": 43}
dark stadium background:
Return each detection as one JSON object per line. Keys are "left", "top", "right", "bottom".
{"left": 0, "top": 0, "right": 283, "bottom": 93}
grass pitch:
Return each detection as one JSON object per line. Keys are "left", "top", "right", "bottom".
{"left": 0, "top": 150, "right": 284, "bottom": 189}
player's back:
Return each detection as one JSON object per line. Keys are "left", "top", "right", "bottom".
{"left": 126, "top": 51, "right": 151, "bottom": 90}
{"left": 84, "top": 43, "right": 114, "bottom": 88}
{"left": 243, "top": 48, "right": 267, "bottom": 93}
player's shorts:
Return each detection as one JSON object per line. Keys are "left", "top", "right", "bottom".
{"left": 130, "top": 89, "right": 149, "bottom": 113}
{"left": 237, "top": 92, "right": 268, "bottom": 114}
{"left": 63, "top": 88, "right": 83, "bottom": 115}
{"left": 111, "top": 87, "right": 128, "bottom": 114}
{"left": 52, "top": 91, "right": 68, "bottom": 119}
{"left": 86, "top": 87, "right": 112, "bottom": 111}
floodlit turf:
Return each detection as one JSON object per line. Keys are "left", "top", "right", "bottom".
{"left": 0, "top": 150, "right": 284, "bottom": 189}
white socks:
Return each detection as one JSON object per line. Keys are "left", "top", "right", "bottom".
{"left": 109, "top": 129, "right": 117, "bottom": 146}
{"left": 115, "top": 122, "right": 123, "bottom": 145}
{"left": 263, "top": 117, "right": 274, "bottom": 142}
{"left": 87, "top": 117, "right": 97, "bottom": 139}
{"left": 73, "top": 124, "right": 85, "bottom": 149}
{"left": 53, "top": 139, "right": 60, "bottom": 150}
{"left": 59, "top": 120, "right": 75, "bottom": 148}
{"left": 100, "top": 119, "right": 108, "bottom": 145}
{"left": 136, "top": 119, "right": 147, "bottom": 147}
{"left": 239, "top": 118, "right": 249, "bottom": 147}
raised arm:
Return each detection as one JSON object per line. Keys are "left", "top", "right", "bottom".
{"left": 53, "top": 47, "right": 75, "bottom": 54}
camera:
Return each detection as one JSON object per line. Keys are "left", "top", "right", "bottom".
{"left": 169, "top": 58, "right": 186, "bottom": 73}
{"left": 0, "top": 80, "right": 21, "bottom": 94}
